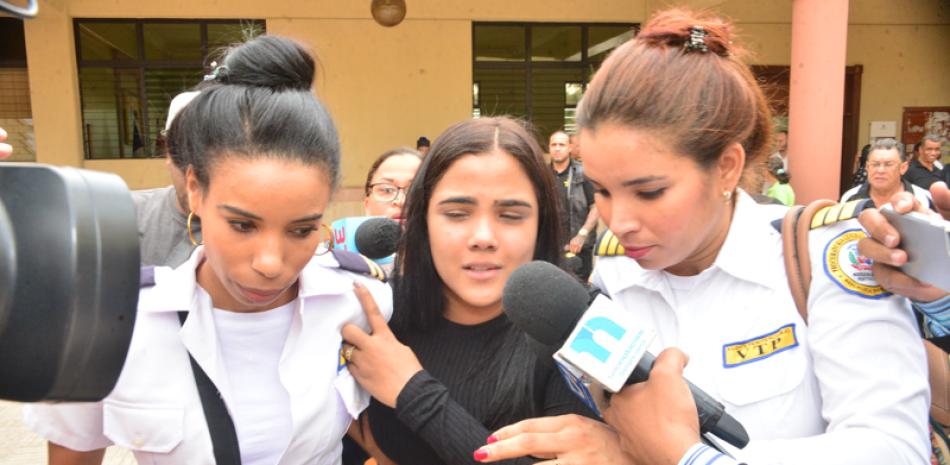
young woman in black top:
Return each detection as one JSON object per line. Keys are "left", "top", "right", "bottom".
{"left": 341, "top": 117, "right": 621, "bottom": 465}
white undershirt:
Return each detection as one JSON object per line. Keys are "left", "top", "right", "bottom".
{"left": 212, "top": 300, "right": 295, "bottom": 465}
{"left": 664, "top": 268, "right": 714, "bottom": 308}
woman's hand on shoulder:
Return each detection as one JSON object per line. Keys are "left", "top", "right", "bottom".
{"left": 472, "top": 414, "right": 632, "bottom": 465}
{"left": 342, "top": 281, "right": 423, "bottom": 408}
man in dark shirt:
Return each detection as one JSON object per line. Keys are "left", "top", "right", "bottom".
{"left": 904, "top": 134, "right": 945, "bottom": 190}
{"left": 550, "top": 130, "right": 598, "bottom": 281}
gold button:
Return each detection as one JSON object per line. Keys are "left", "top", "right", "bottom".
{"left": 133, "top": 438, "right": 144, "bottom": 447}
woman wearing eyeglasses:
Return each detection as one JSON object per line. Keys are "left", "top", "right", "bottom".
{"left": 364, "top": 148, "right": 424, "bottom": 223}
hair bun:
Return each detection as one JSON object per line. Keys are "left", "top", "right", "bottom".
{"left": 637, "top": 8, "right": 736, "bottom": 57}
{"left": 217, "top": 35, "right": 315, "bottom": 91}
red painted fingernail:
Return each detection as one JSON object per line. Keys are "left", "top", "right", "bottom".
{"left": 486, "top": 435, "right": 498, "bottom": 444}
{"left": 474, "top": 449, "right": 489, "bottom": 461}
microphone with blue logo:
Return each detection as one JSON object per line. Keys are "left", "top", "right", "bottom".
{"left": 330, "top": 216, "right": 400, "bottom": 264}
{"left": 502, "top": 260, "right": 750, "bottom": 449}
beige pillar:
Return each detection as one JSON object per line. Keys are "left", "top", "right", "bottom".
{"left": 788, "top": 0, "right": 849, "bottom": 203}
{"left": 24, "top": 0, "right": 85, "bottom": 168}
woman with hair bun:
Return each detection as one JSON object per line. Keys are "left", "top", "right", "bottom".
{"left": 24, "top": 35, "right": 392, "bottom": 465}
{"left": 475, "top": 8, "right": 929, "bottom": 465}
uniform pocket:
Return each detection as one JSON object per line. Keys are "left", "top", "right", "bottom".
{"left": 334, "top": 366, "right": 370, "bottom": 421}
{"left": 103, "top": 399, "right": 184, "bottom": 453}
{"left": 716, "top": 323, "right": 808, "bottom": 406}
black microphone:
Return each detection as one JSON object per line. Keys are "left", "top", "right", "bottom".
{"left": 503, "top": 260, "right": 750, "bottom": 449}
{"left": 331, "top": 216, "right": 401, "bottom": 262}
{"left": 353, "top": 217, "right": 400, "bottom": 259}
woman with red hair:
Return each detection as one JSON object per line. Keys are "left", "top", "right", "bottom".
{"left": 473, "top": 8, "right": 929, "bottom": 465}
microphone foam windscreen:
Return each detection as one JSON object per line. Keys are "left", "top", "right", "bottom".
{"left": 354, "top": 217, "right": 401, "bottom": 259}
{"left": 502, "top": 260, "right": 590, "bottom": 347}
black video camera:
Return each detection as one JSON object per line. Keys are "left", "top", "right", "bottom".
{"left": 0, "top": 164, "right": 138, "bottom": 402}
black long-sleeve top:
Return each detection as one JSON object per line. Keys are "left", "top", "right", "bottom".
{"left": 366, "top": 313, "right": 595, "bottom": 465}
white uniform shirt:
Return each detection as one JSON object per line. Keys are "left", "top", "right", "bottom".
{"left": 839, "top": 183, "right": 932, "bottom": 206}
{"left": 592, "top": 191, "right": 929, "bottom": 465}
{"left": 24, "top": 247, "right": 392, "bottom": 465}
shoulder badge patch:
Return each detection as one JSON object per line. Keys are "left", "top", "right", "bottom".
{"left": 809, "top": 199, "right": 868, "bottom": 230}
{"left": 338, "top": 342, "right": 348, "bottom": 372}
{"left": 823, "top": 229, "right": 890, "bottom": 299}
{"left": 595, "top": 229, "right": 625, "bottom": 257}
{"left": 330, "top": 249, "right": 387, "bottom": 282}
{"left": 722, "top": 324, "right": 799, "bottom": 368}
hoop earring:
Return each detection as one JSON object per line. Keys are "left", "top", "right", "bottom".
{"left": 316, "top": 223, "right": 335, "bottom": 256}
{"left": 187, "top": 211, "right": 202, "bottom": 246}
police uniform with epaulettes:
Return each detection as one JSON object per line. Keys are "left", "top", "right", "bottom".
{"left": 591, "top": 190, "right": 930, "bottom": 465}
{"left": 24, "top": 247, "right": 391, "bottom": 465}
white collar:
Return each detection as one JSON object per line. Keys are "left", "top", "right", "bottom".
{"left": 597, "top": 190, "right": 786, "bottom": 296}
{"left": 139, "top": 247, "right": 356, "bottom": 314}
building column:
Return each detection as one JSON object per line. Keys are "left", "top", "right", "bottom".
{"left": 24, "top": 0, "right": 85, "bottom": 168}
{"left": 788, "top": 0, "right": 849, "bottom": 203}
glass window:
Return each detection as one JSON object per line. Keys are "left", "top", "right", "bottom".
{"left": 531, "top": 25, "right": 581, "bottom": 62}
{"left": 565, "top": 82, "right": 584, "bottom": 106}
{"left": 143, "top": 23, "right": 202, "bottom": 61}
{"left": 472, "top": 68, "right": 527, "bottom": 119}
{"left": 75, "top": 19, "right": 264, "bottom": 159}
{"left": 208, "top": 22, "right": 263, "bottom": 53}
{"left": 474, "top": 25, "right": 525, "bottom": 62}
{"left": 530, "top": 68, "right": 585, "bottom": 136}
{"left": 588, "top": 26, "right": 636, "bottom": 68}
{"left": 78, "top": 22, "right": 137, "bottom": 62}
{"left": 473, "top": 22, "right": 635, "bottom": 142}
{"left": 145, "top": 68, "right": 206, "bottom": 153}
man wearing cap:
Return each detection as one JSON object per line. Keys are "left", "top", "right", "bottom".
{"left": 131, "top": 91, "right": 202, "bottom": 267}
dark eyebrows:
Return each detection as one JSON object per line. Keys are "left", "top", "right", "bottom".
{"left": 437, "top": 196, "right": 477, "bottom": 206}
{"left": 219, "top": 205, "right": 262, "bottom": 221}
{"left": 585, "top": 175, "right": 666, "bottom": 189}
{"left": 435, "top": 197, "right": 532, "bottom": 208}
{"left": 218, "top": 205, "right": 322, "bottom": 223}
{"left": 290, "top": 213, "right": 324, "bottom": 223}
{"left": 495, "top": 199, "right": 533, "bottom": 208}
{"left": 622, "top": 175, "right": 667, "bottom": 187}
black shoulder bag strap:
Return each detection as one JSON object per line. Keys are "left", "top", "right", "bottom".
{"left": 177, "top": 311, "right": 242, "bottom": 465}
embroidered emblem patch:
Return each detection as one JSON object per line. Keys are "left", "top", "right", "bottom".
{"left": 823, "top": 229, "right": 890, "bottom": 299}
{"left": 338, "top": 343, "right": 348, "bottom": 373}
{"left": 722, "top": 324, "right": 799, "bottom": 368}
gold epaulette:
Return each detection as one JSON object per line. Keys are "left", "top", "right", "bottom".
{"left": 329, "top": 249, "right": 387, "bottom": 282}
{"left": 807, "top": 199, "right": 870, "bottom": 230}
{"left": 594, "top": 229, "right": 625, "bottom": 257}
